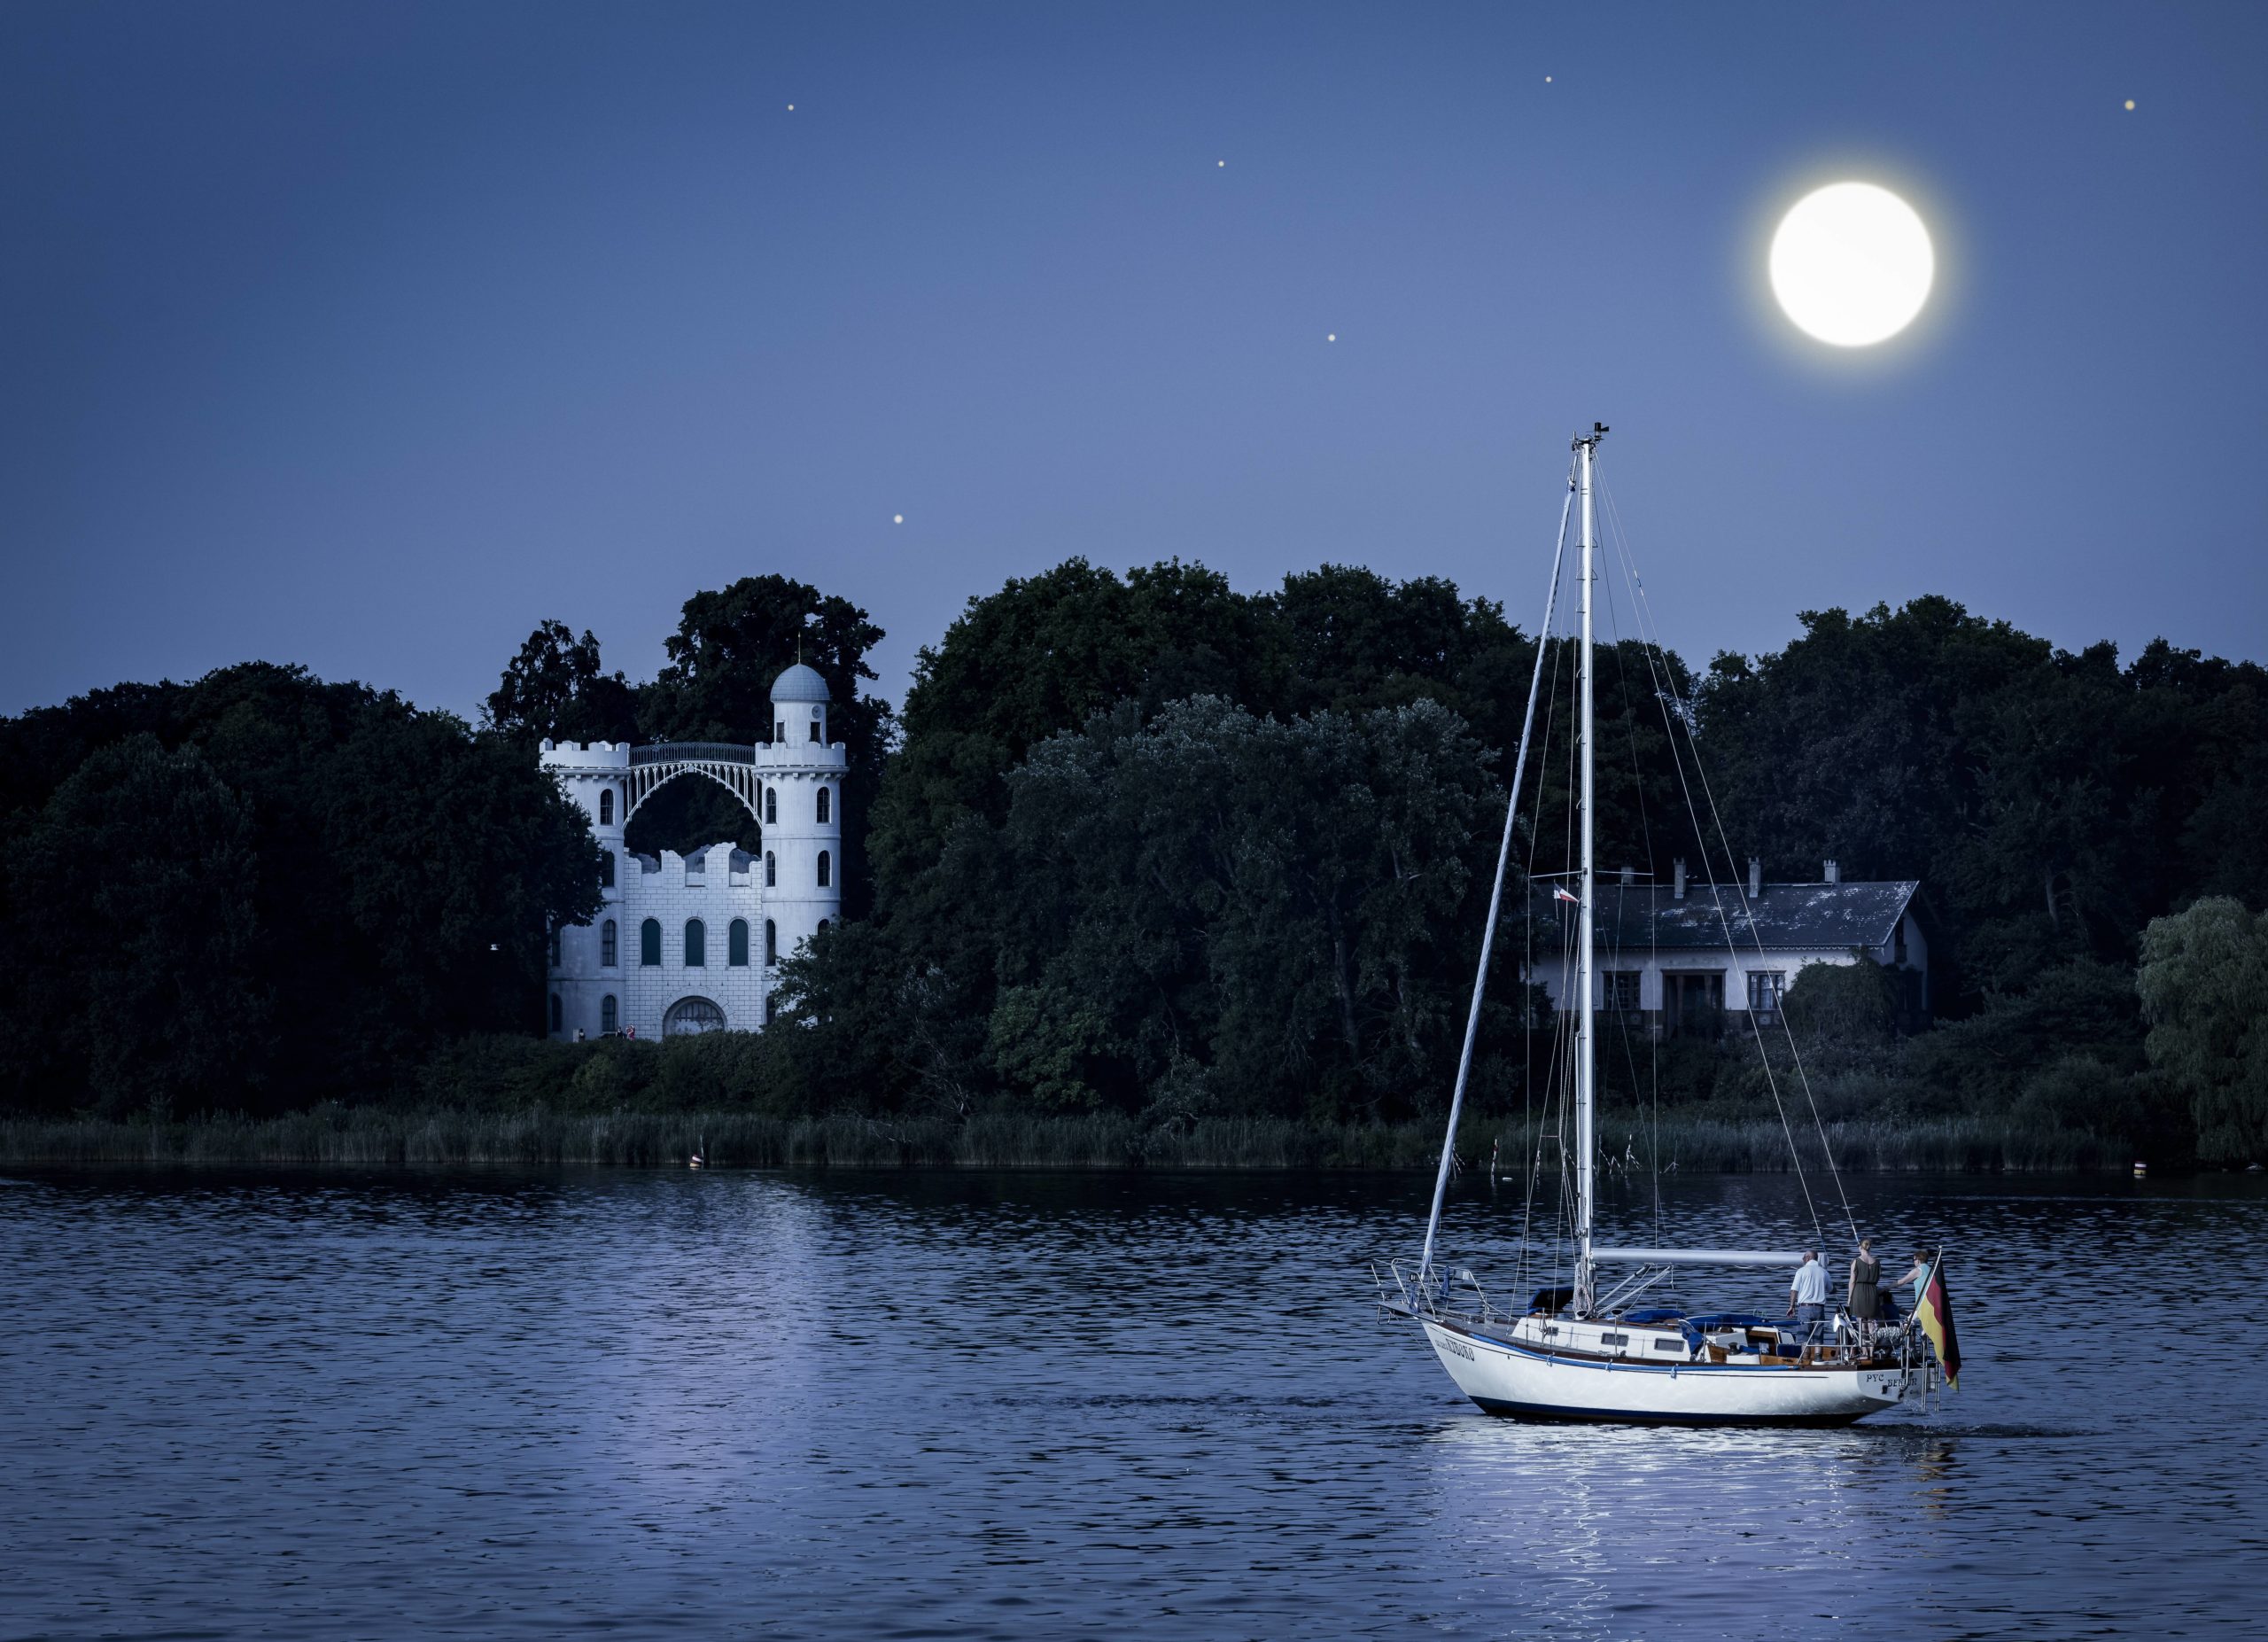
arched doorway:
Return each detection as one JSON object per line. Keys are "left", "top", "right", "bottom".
{"left": 664, "top": 995, "right": 726, "bottom": 1038}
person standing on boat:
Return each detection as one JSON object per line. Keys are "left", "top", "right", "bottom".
{"left": 1788, "top": 1251, "right": 1829, "bottom": 1338}
{"left": 1847, "top": 1240, "right": 1882, "bottom": 1344}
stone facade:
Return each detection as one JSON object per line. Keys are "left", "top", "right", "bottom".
{"left": 539, "top": 664, "right": 846, "bottom": 1040}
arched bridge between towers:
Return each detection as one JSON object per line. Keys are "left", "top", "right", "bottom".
{"left": 623, "top": 743, "right": 761, "bottom": 821}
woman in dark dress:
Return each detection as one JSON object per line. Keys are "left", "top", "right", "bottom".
{"left": 1847, "top": 1238, "right": 1882, "bottom": 1344}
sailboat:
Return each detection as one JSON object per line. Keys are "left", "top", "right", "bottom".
{"left": 1378, "top": 427, "right": 1923, "bottom": 1428}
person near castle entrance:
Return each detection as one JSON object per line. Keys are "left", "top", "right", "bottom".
{"left": 1788, "top": 1251, "right": 1828, "bottom": 1336}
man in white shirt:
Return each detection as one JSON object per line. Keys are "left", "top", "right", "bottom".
{"left": 1788, "top": 1251, "right": 1829, "bottom": 1337}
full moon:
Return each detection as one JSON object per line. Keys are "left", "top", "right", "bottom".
{"left": 1768, "top": 183, "right": 1934, "bottom": 347}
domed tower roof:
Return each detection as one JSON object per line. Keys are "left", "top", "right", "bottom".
{"left": 770, "top": 661, "right": 831, "bottom": 704}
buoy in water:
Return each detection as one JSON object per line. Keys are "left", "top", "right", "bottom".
{"left": 2132, "top": 1161, "right": 2148, "bottom": 1178}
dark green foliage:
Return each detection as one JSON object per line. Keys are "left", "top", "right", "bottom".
{"left": 866, "top": 558, "right": 1278, "bottom": 896}
{"left": 1702, "top": 601, "right": 2268, "bottom": 1003}
{"left": 9, "top": 736, "right": 270, "bottom": 1117}
{"left": 1782, "top": 956, "right": 1906, "bottom": 1055}
{"left": 0, "top": 664, "right": 600, "bottom": 1116}
{"left": 6, "top": 556, "right": 2263, "bottom": 1173}
{"left": 483, "top": 620, "right": 640, "bottom": 747}
{"left": 2139, "top": 898, "right": 2268, "bottom": 1163}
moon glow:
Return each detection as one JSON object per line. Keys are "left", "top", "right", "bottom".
{"left": 1768, "top": 183, "right": 1934, "bottom": 347}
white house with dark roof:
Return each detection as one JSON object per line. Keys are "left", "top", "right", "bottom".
{"left": 536, "top": 662, "right": 845, "bottom": 1042}
{"left": 1525, "top": 859, "right": 1929, "bottom": 1037}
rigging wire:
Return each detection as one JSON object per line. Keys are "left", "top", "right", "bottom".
{"left": 1598, "top": 479, "right": 1863, "bottom": 1254}
{"left": 1597, "top": 530, "right": 1667, "bottom": 1244}
{"left": 1418, "top": 463, "right": 1575, "bottom": 1288}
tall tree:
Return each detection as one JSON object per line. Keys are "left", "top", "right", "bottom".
{"left": 635, "top": 576, "right": 890, "bottom": 912}
{"left": 2139, "top": 898, "right": 2268, "bottom": 1163}
{"left": 8, "top": 736, "right": 272, "bottom": 1117}
{"left": 484, "top": 620, "right": 640, "bottom": 746}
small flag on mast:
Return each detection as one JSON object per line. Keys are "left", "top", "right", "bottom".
{"left": 1553, "top": 887, "right": 1580, "bottom": 903}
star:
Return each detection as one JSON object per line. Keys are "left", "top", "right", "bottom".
{"left": 2124, "top": 98, "right": 2135, "bottom": 111}
{"left": 893, "top": 515, "right": 904, "bottom": 525}
{"left": 1217, "top": 160, "right": 1225, "bottom": 167}
{"left": 788, "top": 104, "right": 796, "bottom": 111}
{"left": 1326, "top": 333, "right": 1337, "bottom": 342}
{"left": 1544, "top": 75, "right": 1553, "bottom": 83}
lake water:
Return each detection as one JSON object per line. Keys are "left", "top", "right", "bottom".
{"left": 4, "top": 1166, "right": 2263, "bottom": 1640}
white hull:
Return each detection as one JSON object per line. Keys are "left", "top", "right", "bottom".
{"left": 1423, "top": 1319, "right": 1907, "bottom": 1428}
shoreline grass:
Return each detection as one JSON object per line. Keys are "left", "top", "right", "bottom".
{"left": 0, "top": 1107, "right": 2154, "bottom": 1171}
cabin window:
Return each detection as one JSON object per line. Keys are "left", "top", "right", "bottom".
{"left": 1599, "top": 1332, "right": 1628, "bottom": 1347}
{"left": 684, "top": 919, "right": 706, "bottom": 968}
{"left": 765, "top": 851, "right": 777, "bottom": 887}
{"left": 765, "top": 919, "right": 778, "bottom": 964}
{"left": 765, "top": 787, "right": 777, "bottom": 826}
{"left": 816, "top": 786, "right": 830, "bottom": 824}
{"left": 601, "top": 919, "right": 617, "bottom": 967}
{"left": 548, "top": 994, "right": 563, "bottom": 1033}
{"left": 640, "top": 918, "right": 661, "bottom": 966}
{"left": 1654, "top": 1339, "right": 1683, "bottom": 1353}
{"left": 599, "top": 790, "right": 613, "bottom": 826}
{"left": 601, "top": 994, "right": 617, "bottom": 1034}
{"left": 1604, "top": 970, "right": 1640, "bottom": 1011}
{"left": 1747, "top": 970, "right": 1786, "bottom": 1023}
{"left": 728, "top": 919, "right": 750, "bottom": 966}
{"left": 816, "top": 850, "right": 831, "bottom": 889}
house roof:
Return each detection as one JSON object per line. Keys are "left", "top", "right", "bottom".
{"left": 1529, "top": 878, "right": 1920, "bottom": 954}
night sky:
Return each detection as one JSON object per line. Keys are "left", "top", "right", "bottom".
{"left": 4, "top": 2, "right": 2262, "bottom": 720}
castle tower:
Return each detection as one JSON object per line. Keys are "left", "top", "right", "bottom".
{"left": 754, "top": 662, "right": 846, "bottom": 1001}
{"left": 535, "top": 739, "right": 633, "bottom": 1039}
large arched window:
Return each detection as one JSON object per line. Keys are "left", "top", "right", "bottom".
{"left": 601, "top": 919, "right": 617, "bottom": 967}
{"left": 599, "top": 789, "right": 614, "bottom": 826}
{"left": 816, "top": 786, "right": 831, "bottom": 824}
{"left": 601, "top": 994, "right": 617, "bottom": 1034}
{"left": 817, "top": 918, "right": 830, "bottom": 938}
{"left": 765, "top": 787, "right": 777, "bottom": 825}
{"left": 640, "top": 918, "right": 661, "bottom": 966}
{"left": 765, "top": 851, "right": 777, "bottom": 887}
{"left": 817, "top": 850, "right": 831, "bottom": 888}
{"left": 548, "top": 994, "right": 563, "bottom": 1033}
{"left": 601, "top": 851, "right": 616, "bottom": 888}
{"left": 684, "top": 919, "right": 706, "bottom": 968}
{"left": 765, "top": 919, "right": 778, "bottom": 964}
{"left": 728, "top": 919, "right": 750, "bottom": 966}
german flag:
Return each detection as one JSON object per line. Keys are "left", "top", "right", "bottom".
{"left": 1916, "top": 1249, "right": 1962, "bottom": 1389}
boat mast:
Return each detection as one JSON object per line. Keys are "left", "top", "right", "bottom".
{"left": 1573, "top": 425, "right": 1603, "bottom": 1316}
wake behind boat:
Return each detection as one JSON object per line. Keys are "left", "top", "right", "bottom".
{"left": 1376, "top": 427, "right": 1958, "bottom": 1428}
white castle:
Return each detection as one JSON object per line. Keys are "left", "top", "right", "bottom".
{"left": 540, "top": 661, "right": 843, "bottom": 1040}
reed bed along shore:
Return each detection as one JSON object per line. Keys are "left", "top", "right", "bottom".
{"left": 0, "top": 1107, "right": 2140, "bottom": 1172}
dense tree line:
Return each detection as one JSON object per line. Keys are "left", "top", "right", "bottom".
{"left": 4, "top": 559, "right": 2263, "bottom": 1162}
{"left": 0, "top": 665, "right": 598, "bottom": 1116}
